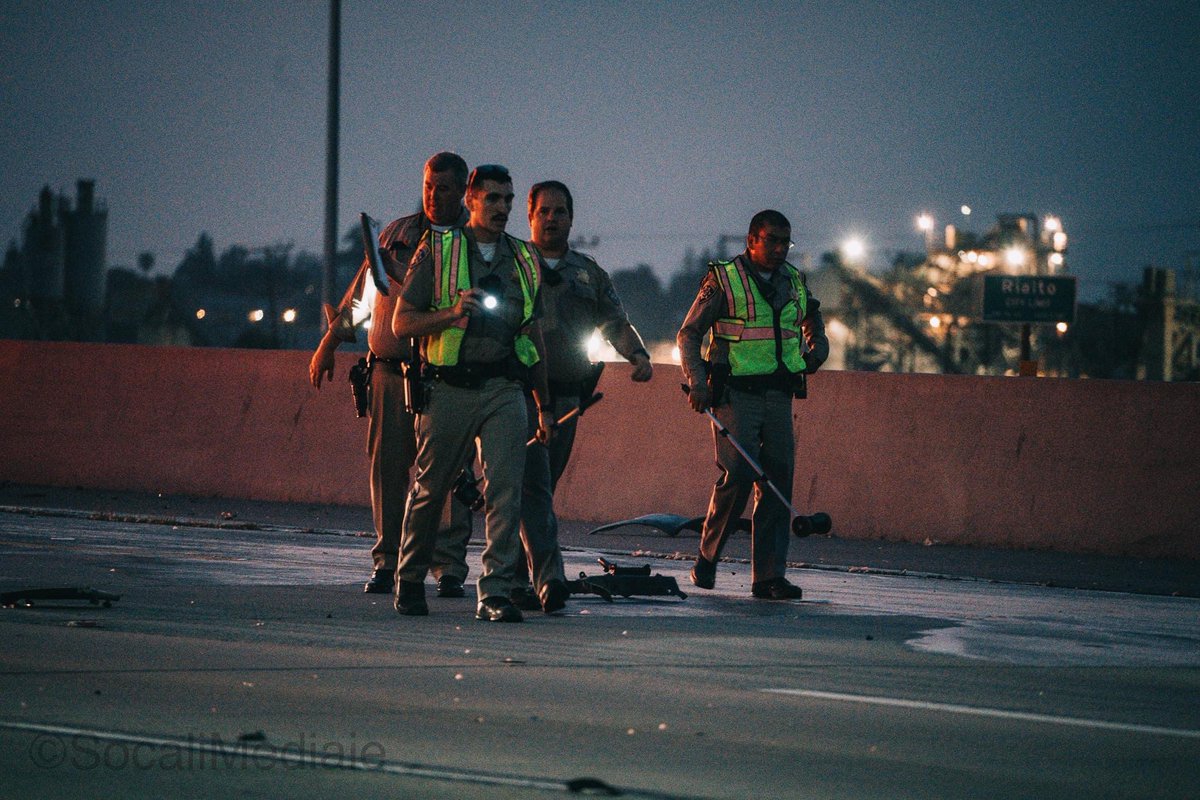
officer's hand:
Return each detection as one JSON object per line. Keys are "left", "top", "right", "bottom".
{"left": 535, "top": 407, "right": 556, "bottom": 444}
{"left": 309, "top": 344, "right": 335, "bottom": 389}
{"left": 453, "top": 289, "right": 485, "bottom": 318}
{"left": 630, "top": 353, "right": 653, "bottom": 382}
{"left": 687, "top": 384, "right": 710, "bottom": 413}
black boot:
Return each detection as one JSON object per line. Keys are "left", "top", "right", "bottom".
{"left": 394, "top": 580, "right": 428, "bottom": 616}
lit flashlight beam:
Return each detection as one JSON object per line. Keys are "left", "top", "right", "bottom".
{"left": 350, "top": 278, "right": 377, "bottom": 326}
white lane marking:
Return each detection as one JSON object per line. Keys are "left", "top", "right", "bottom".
{"left": 762, "top": 689, "right": 1200, "bottom": 739}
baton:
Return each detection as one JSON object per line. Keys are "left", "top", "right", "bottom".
{"left": 526, "top": 392, "right": 604, "bottom": 446}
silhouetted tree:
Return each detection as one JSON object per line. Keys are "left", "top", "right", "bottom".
{"left": 173, "top": 232, "right": 216, "bottom": 286}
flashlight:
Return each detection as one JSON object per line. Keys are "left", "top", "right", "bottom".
{"left": 477, "top": 274, "right": 503, "bottom": 312}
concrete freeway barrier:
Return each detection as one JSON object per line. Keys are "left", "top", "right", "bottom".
{"left": 1, "top": 340, "right": 1196, "bottom": 559}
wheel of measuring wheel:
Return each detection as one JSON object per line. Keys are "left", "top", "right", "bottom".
{"left": 808, "top": 512, "right": 832, "bottom": 535}
{"left": 792, "top": 512, "right": 833, "bottom": 538}
{"left": 791, "top": 516, "right": 813, "bottom": 537}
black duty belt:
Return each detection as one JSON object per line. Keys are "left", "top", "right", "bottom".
{"left": 433, "top": 361, "right": 510, "bottom": 389}
{"left": 726, "top": 373, "right": 796, "bottom": 394}
{"left": 368, "top": 354, "right": 407, "bottom": 375}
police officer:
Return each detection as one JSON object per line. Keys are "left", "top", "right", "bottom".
{"left": 308, "top": 152, "right": 473, "bottom": 598}
{"left": 510, "top": 180, "right": 653, "bottom": 612}
{"left": 677, "top": 209, "right": 828, "bottom": 599}
{"left": 392, "top": 164, "right": 554, "bottom": 622}
{"left": 528, "top": 181, "right": 652, "bottom": 483}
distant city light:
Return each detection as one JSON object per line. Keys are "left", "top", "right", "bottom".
{"left": 195, "top": 309, "right": 206, "bottom": 320}
{"left": 1056, "top": 322, "right": 1069, "bottom": 334}
{"left": 929, "top": 316, "right": 941, "bottom": 329}
{"left": 960, "top": 205, "right": 972, "bottom": 216}
{"left": 1044, "top": 216, "right": 1061, "bottom": 232}
{"left": 670, "top": 345, "right": 681, "bottom": 363}
{"left": 1053, "top": 231, "right": 1068, "bottom": 251}
{"left": 841, "top": 237, "right": 866, "bottom": 262}
{"left": 1004, "top": 247, "right": 1027, "bottom": 268}
{"left": 248, "top": 309, "right": 264, "bottom": 322}
{"left": 926, "top": 287, "right": 938, "bottom": 297}
{"left": 916, "top": 214, "right": 934, "bottom": 232}
{"left": 282, "top": 308, "right": 297, "bottom": 323}
{"left": 1049, "top": 252, "right": 1065, "bottom": 267}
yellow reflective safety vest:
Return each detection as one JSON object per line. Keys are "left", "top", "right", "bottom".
{"left": 708, "top": 256, "right": 807, "bottom": 376}
{"left": 423, "top": 229, "right": 541, "bottom": 367}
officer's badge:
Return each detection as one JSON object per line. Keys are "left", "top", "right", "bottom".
{"left": 697, "top": 277, "right": 719, "bottom": 303}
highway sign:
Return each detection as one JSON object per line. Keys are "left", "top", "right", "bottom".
{"left": 982, "top": 275, "right": 1077, "bottom": 323}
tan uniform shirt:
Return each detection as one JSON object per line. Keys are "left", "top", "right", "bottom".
{"left": 540, "top": 249, "right": 648, "bottom": 384}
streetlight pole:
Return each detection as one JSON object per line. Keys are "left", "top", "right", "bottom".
{"left": 322, "top": 0, "right": 341, "bottom": 313}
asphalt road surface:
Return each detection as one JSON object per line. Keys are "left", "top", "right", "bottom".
{"left": 1, "top": 509, "right": 1197, "bottom": 799}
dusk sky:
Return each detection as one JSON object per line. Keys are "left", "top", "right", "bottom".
{"left": 2, "top": 1, "right": 1196, "bottom": 302}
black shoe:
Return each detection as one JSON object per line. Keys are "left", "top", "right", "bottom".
{"left": 364, "top": 567, "right": 395, "bottom": 594}
{"left": 476, "top": 596, "right": 523, "bottom": 622}
{"left": 509, "top": 585, "right": 542, "bottom": 611}
{"left": 690, "top": 556, "right": 716, "bottom": 590}
{"left": 751, "top": 577, "right": 803, "bottom": 600}
{"left": 539, "top": 579, "right": 569, "bottom": 614}
{"left": 437, "top": 575, "right": 466, "bottom": 598}
{"left": 394, "top": 580, "right": 428, "bottom": 616}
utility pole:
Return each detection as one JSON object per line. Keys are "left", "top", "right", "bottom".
{"left": 322, "top": 0, "right": 341, "bottom": 312}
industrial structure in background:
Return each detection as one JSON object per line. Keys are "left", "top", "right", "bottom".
{"left": 1139, "top": 265, "right": 1200, "bottom": 381}
{"left": 0, "top": 180, "right": 346, "bottom": 349}
{"left": 817, "top": 212, "right": 1072, "bottom": 375}
{"left": 0, "top": 181, "right": 1196, "bottom": 381}
{"left": 813, "top": 213, "right": 1198, "bottom": 381}
{"left": 0, "top": 181, "right": 108, "bottom": 340}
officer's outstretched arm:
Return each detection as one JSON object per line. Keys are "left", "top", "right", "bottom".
{"left": 801, "top": 299, "right": 830, "bottom": 371}
{"left": 309, "top": 329, "right": 340, "bottom": 389}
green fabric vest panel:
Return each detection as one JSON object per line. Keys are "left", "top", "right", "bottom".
{"left": 709, "top": 258, "right": 807, "bottom": 376}
{"left": 507, "top": 236, "right": 541, "bottom": 368}
{"left": 424, "top": 230, "right": 541, "bottom": 368}
{"left": 424, "top": 229, "right": 471, "bottom": 366}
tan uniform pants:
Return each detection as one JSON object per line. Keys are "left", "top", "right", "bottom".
{"left": 519, "top": 393, "right": 567, "bottom": 592}
{"left": 699, "top": 386, "right": 794, "bottom": 584}
{"left": 367, "top": 364, "right": 471, "bottom": 579}
{"left": 398, "top": 376, "right": 526, "bottom": 600}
